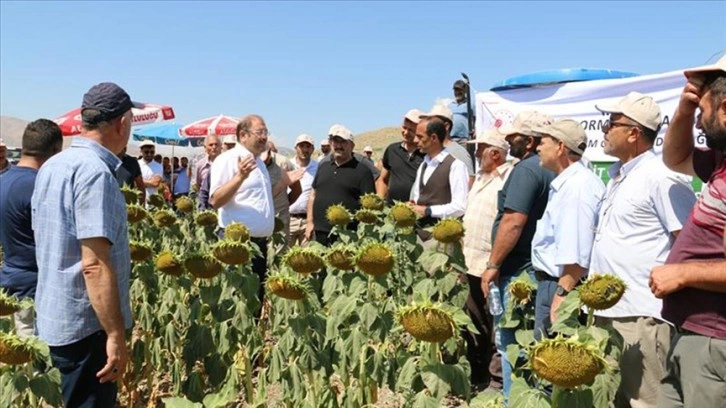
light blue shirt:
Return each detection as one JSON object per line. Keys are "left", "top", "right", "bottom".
{"left": 32, "top": 137, "right": 132, "bottom": 346}
{"left": 531, "top": 160, "right": 606, "bottom": 278}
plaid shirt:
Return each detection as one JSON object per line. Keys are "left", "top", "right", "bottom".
{"left": 463, "top": 162, "right": 513, "bottom": 276}
{"left": 32, "top": 137, "right": 132, "bottom": 346}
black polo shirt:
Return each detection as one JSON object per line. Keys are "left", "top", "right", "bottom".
{"left": 381, "top": 142, "right": 425, "bottom": 205}
{"left": 312, "top": 156, "right": 375, "bottom": 233}
{"left": 116, "top": 154, "right": 142, "bottom": 187}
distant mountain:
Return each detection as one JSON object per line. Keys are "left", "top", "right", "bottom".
{"left": 353, "top": 127, "right": 401, "bottom": 157}
{"left": 0, "top": 115, "right": 29, "bottom": 148}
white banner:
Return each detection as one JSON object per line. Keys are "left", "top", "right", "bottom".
{"left": 475, "top": 69, "right": 706, "bottom": 162}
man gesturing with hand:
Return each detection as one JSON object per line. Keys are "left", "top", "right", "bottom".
{"left": 210, "top": 114, "right": 275, "bottom": 310}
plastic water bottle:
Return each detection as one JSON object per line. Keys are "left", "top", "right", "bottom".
{"left": 488, "top": 282, "right": 504, "bottom": 316}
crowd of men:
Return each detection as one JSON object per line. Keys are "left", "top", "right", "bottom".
{"left": 0, "top": 56, "right": 725, "bottom": 407}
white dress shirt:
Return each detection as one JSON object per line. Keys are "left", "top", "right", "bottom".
{"left": 288, "top": 158, "right": 318, "bottom": 215}
{"left": 410, "top": 150, "right": 469, "bottom": 219}
{"left": 589, "top": 150, "right": 696, "bottom": 320}
{"left": 532, "top": 160, "right": 606, "bottom": 278}
{"left": 138, "top": 159, "right": 164, "bottom": 200}
{"left": 209, "top": 143, "right": 275, "bottom": 237}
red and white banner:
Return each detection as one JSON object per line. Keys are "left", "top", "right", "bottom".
{"left": 179, "top": 114, "right": 239, "bottom": 138}
{"left": 474, "top": 69, "right": 704, "bottom": 162}
{"left": 55, "top": 102, "right": 175, "bottom": 136}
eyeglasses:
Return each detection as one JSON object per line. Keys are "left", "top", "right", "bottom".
{"left": 248, "top": 129, "right": 268, "bottom": 137}
{"left": 141, "top": 149, "right": 155, "bottom": 154}
{"left": 602, "top": 121, "right": 637, "bottom": 133}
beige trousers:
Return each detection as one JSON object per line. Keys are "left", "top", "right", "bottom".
{"left": 597, "top": 316, "right": 672, "bottom": 408}
{"left": 288, "top": 215, "right": 309, "bottom": 247}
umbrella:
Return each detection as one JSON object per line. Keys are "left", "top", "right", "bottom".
{"left": 132, "top": 123, "right": 201, "bottom": 146}
{"left": 55, "top": 102, "right": 175, "bottom": 136}
{"left": 132, "top": 123, "right": 201, "bottom": 196}
{"left": 179, "top": 114, "right": 238, "bottom": 138}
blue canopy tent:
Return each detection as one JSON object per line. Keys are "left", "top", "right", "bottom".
{"left": 132, "top": 123, "right": 201, "bottom": 195}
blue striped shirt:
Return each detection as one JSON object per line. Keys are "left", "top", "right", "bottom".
{"left": 31, "top": 137, "right": 132, "bottom": 346}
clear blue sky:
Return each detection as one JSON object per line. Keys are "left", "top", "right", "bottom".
{"left": 1, "top": 1, "right": 724, "bottom": 148}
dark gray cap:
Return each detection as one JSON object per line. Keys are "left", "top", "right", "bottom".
{"left": 81, "top": 82, "right": 133, "bottom": 123}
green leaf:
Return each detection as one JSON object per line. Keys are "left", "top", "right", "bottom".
{"left": 591, "top": 370, "right": 621, "bottom": 408}
{"left": 162, "top": 397, "right": 203, "bottom": 408}
{"left": 411, "top": 390, "right": 441, "bottom": 408}
{"left": 359, "top": 303, "right": 378, "bottom": 329}
{"left": 420, "top": 364, "right": 452, "bottom": 400}
{"left": 396, "top": 356, "right": 419, "bottom": 391}
{"left": 509, "top": 376, "right": 551, "bottom": 408}
{"left": 552, "top": 386, "right": 593, "bottom": 408}
{"left": 199, "top": 284, "right": 222, "bottom": 307}
{"left": 418, "top": 251, "right": 449, "bottom": 274}
{"left": 470, "top": 389, "right": 506, "bottom": 407}
{"left": 202, "top": 373, "right": 239, "bottom": 408}
{"left": 28, "top": 368, "right": 62, "bottom": 407}
{"left": 412, "top": 279, "right": 437, "bottom": 299}
{"left": 505, "top": 343, "right": 522, "bottom": 369}
{"left": 515, "top": 329, "right": 535, "bottom": 348}
{"left": 550, "top": 290, "right": 581, "bottom": 336}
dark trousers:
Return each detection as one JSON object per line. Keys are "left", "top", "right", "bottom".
{"left": 314, "top": 230, "right": 337, "bottom": 247}
{"left": 464, "top": 274, "right": 495, "bottom": 386}
{"left": 251, "top": 237, "right": 269, "bottom": 310}
{"left": 534, "top": 275, "right": 559, "bottom": 340}
{"left": 49, "top": 331, "right": 117, "bottom": 408}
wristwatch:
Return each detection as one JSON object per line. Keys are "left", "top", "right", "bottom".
{"left": 424, "top": 206, "right": 432, "bottom": 217}
{"left": 555, "top": 285, "right": 570, "bottom": 297}
{"left": 486, "top": 261, "right": 500, "bottom": 270}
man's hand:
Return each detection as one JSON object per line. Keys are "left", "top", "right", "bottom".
{"left": 287, "top": 168, "right": 305, "bottom": 184}
{"left": 97, "top": 332, "right": 129, "bottom": 384}
{"left": 480, "top": 268, "right": 500, "bottom": 300}
{"left": 236, "top": 155, "right": 257, "bottom": 180}
{"left": 147, "top": 174, "right": 162, "bottom": 188}
{"left": 650, "top": 264, "right": 685, "bottom": 298}
{"left": 676, "top": 77, "right": 705, "bottom": 117}
{"left": 550, "top": 294, "right": 566, "bottom": 325}
{"left": 408, "top": 201, "right": 426, "bottom": 217}
{"left": 304, "top": 223, "right": 314, "bottom": 241}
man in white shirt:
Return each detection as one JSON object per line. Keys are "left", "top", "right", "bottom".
{"left": 210, "top": 114, "right": 275, "bottom": 309}
{"left": 317, "top": 139, "right": 331, "bottom": 162}
{"left": 420, "top": 104, "right": 475, "bottom": 187}
{"left": 408, "top": 116, "right": 469, "bottom": 241}
{"left": 530, "top": 119, "right": 606, "bottom": 339}
{"left": 462, "top": 128, "right": 513, "bottom": 389}
{"left": 288, "top": 134, "right": 318, "bottom": 247}
{"left": 137, "top": 140, "right": 163, "bottom": 205}
{"left": 590, "top": 92, "right": 696, "bottom": 408}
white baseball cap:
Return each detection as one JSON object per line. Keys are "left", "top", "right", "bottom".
{"left": 363, "top": 146, "right": 373, "bottom": 153}
{"left": 532, "top": 119, "right": 588, "bottom": 155}
{"left": 420, "top": 104, "right": 453, "bottom": 123}
{"left": 595, "top": 92, "right": 662, "bottom": 131}
{"left": 223, "top": 135, "right": 236, "bottom": 144}
{"left": 139, "top": 140, "right": 155, "bottom": 148}
{"left": 328, "top": 124, "right": 353, "bottom": 141}
{"left": 498, "top": 111, "right": 554, "bottom": 137}
{"left": 295, "top": 134, "right": 314, "bottom": 146}
{"left": 466, "top": 128, "right": 509, "bottom": 150}
{"left": 320, "top": 139, "right": 330, "bottom": 146}
{"left": 684, "top": 55, "right": 726, "bottom": 79}
{"left": 404, "top": 109, "right": 425, "bottom": 124}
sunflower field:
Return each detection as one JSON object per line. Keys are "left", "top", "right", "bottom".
{"left": 0, "top": 188, "right": 628, "bottom": 408}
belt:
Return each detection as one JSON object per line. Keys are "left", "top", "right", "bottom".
{"left": 290, "top": 213, "right": 306, "bottom": 219}
{"left": 534, "top": 270, "right": 558, "bottom": 282}
{"left": 674, "top": 326, "right": 697, "bottom": 335}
